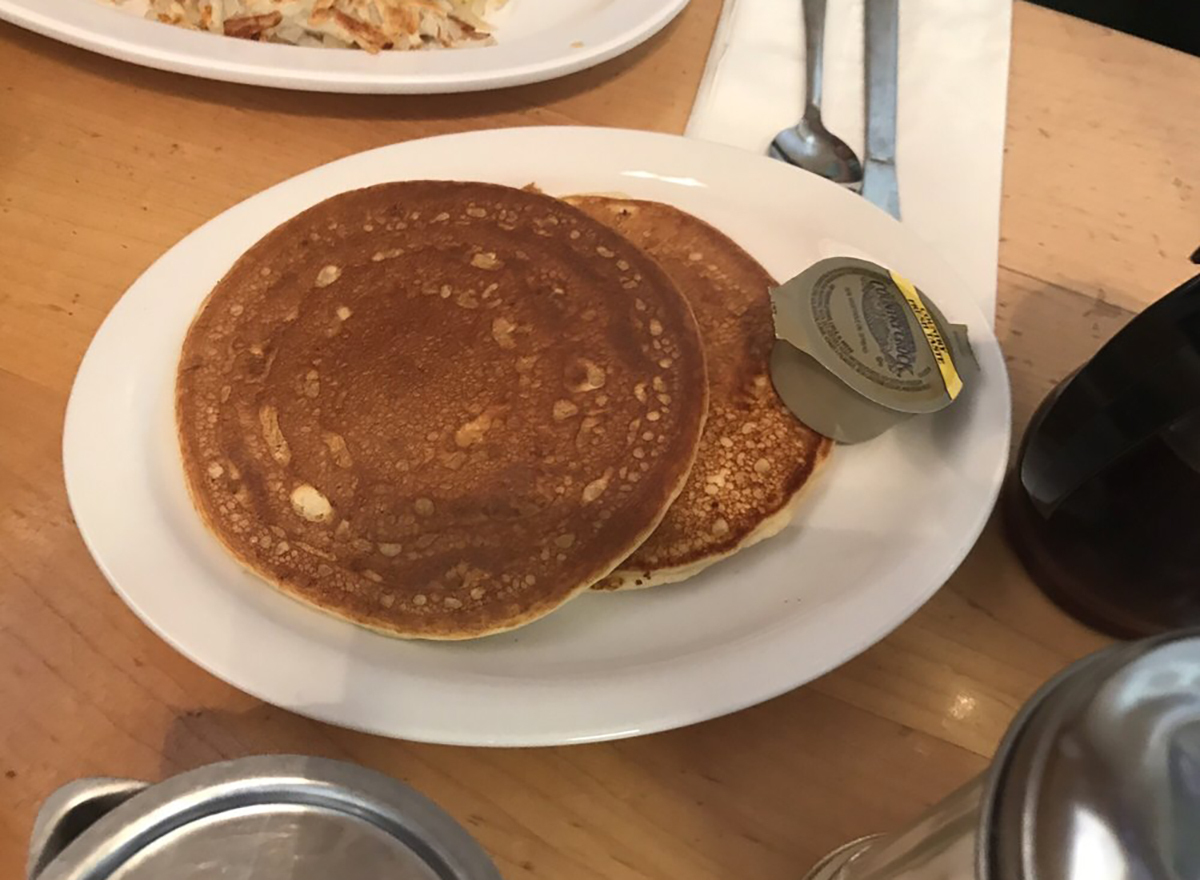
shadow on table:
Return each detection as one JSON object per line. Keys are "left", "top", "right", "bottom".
{"left": 156, "top": 703, "right": 352, "bottom": 779}
{"left": 154, "top": 683, "right": 982, "bottom": 880}
{"left": 2, "top": 15, "right": 687, "bottom": 123}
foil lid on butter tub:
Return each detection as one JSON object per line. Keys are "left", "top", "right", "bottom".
{"left": 769, "top": 256, "right": 977, "bottom": 443}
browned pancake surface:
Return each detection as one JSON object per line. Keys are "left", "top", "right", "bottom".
{"left": 567, "top": 197, "right": 832, "bottom": 589}
{"left": 177, "top": 181, "right": 707, "bottom": 638}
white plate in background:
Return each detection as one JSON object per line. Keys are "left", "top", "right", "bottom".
{"left": 63, "top": 127, "right": 1011, "bottom": 746}
{"left": 0, "top": 0, "right": 689, "bottom": 92}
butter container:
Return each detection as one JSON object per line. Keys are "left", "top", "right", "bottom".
{"left": 769, "top": 256, "right": 977, "bottom": 443}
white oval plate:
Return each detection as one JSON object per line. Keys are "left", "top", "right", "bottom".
{"left": 0, "top": 0, "right": 688, "bottom": 93}
{"left": 64, "top": 127, "right": 1011, "bottom": 746}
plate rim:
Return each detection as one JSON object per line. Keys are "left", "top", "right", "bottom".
{"left": 62, "top": 126, "right": 1012, "bottom": 746}
{"left": 0, "top": 0, "right": 690, "bottom": 93}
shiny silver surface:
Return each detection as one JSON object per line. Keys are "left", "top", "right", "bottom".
{"left": 109, "top": 806, "right": 444, "bottom": 880}
{"left": 768, "top": 0, "right": 863, "bottom": 189}
{"left": 28, "top": 756, "right": 501, "bottom": 880}
{"left": 862, "top": 0, "right": 901, "bottom": 219}
{"left": 27, "top": 778, "right": 148, "bottom": 880}
{"left": 990, "top": 632, "right": 1200, "bottom": 880}
{"left": 802, "top": 631, "right": 1200, "bottom": 880}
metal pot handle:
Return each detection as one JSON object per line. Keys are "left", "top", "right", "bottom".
{"left": 27, "top": 778, "right": 148, "bottom": 880}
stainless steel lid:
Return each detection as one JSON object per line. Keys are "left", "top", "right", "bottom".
{"left": 28, "top": 756, "right": 501, "bottom": 880}
{"left": 982, "top": 630, "right": 1200, "bottom": 880}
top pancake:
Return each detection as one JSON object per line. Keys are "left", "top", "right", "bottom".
{"left": 566, "top": 196, "right": 832, "bottom": 590}
{"left": 176, "top": 180, "right": 708, "bottom": 639}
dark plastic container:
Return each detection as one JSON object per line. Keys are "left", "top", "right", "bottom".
{"left": 1004, "top": 273, "right": 1200, "bottom": 638}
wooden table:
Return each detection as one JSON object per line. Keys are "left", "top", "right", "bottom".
{"left": 2, "top": 3, "right": 1197, "bottom": 876}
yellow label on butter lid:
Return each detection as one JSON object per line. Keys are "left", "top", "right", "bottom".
{"left": 888, "top": 270, "right": 964, "bottom": 400}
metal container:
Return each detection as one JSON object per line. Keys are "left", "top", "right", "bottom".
{"left": 804, "top": 629, "right": 1200, "bottom": 880}
{"left": 27, "top": 755, "right": 502, "bottom": 880}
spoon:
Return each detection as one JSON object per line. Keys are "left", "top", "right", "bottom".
{"left": 768, "top": 0, "right": 863, "bottom": 189}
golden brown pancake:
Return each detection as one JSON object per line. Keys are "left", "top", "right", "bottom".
{"left": 177, "top": 181, "right": 708, "bottom": 639}
{"left": 566, "top": 197, "right": 832, "bottom": 590}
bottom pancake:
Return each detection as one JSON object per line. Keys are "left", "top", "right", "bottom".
{"left": 566, "top": 196, "right": 833, "bottom": 590}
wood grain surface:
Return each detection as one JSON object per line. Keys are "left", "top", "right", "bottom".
{"left": 2, "top": 2, "right": 1198, "bottom": 877}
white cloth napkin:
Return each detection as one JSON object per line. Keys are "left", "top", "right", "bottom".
{"left": 686, "top": 0, "right": 1012, "bottom": 319}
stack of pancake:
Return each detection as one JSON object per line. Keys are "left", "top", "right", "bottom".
{"left": 177, "top": 180, "right": 830, "bottom": 639}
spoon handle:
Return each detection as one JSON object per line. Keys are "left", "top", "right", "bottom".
{"left": 803, "top": 0, "right": 827, "bottom": 118}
